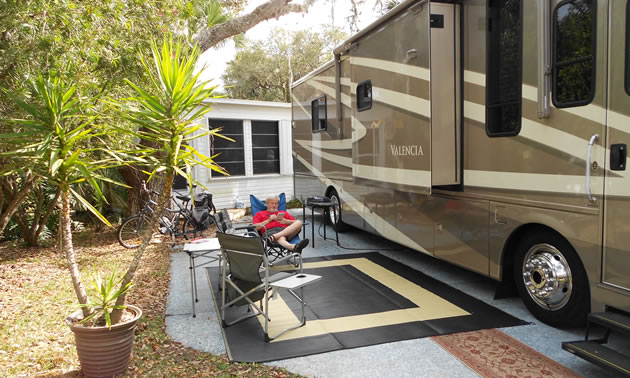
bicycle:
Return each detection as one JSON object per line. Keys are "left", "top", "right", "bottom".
{"left": 117, "top": 188, "right": 198, "bottom": 248}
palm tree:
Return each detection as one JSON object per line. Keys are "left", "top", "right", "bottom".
{"left": 2, "top": 74, "right": 114, "bottom": 317}
{"left": 109, "top": 36, "right": 227, "bottom": 323}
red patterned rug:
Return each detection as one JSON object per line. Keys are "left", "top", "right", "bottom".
{"left": 432, "top": 329, "right": 582, "bottom": 378}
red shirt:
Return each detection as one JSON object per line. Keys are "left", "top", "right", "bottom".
{"left": 253, "top": 210, "right": 295, "bottom": 234}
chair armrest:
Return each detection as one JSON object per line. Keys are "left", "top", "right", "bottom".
{"left": 234, "top": 224, "right": 256, "bottom": 231}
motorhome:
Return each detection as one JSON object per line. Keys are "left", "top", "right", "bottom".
{"left": 291, "top": 0, "right": 630, "bottom": 367}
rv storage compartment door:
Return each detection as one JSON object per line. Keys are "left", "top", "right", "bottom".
{"left": 350, "top": 0, "right": 432, "bottom": 195}
{"left": 430, "top": 1, "right": 461, "bottom": 186}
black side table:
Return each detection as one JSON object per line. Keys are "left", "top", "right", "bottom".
{"left": 302, "top": 200, "right": 340, "bottom": 248}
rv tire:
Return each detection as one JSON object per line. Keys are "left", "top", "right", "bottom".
{"left": 513, "top": 231, "right": 589, "bottom": 328}
{"left": 327, "top": 189, "right": 350, "bottom": 232}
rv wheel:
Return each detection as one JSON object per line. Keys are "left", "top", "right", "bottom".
{"left": 327, "top": 189, "right": 350, "bottom": 232}
{"left": 513, "top": 231, "right": 589, "bottom": 328}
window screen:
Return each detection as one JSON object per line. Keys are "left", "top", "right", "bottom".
{"left": 251, "top": 120, "right": 280, "bottom": 174}
{"left": 311, "top": 96, "right": 327, "bottom": 132}
{"left": 208, "top": 119, "right": 245, "bottom": 176}
{"left": 357, "top": 80, "right": 373, "bottom": 111}
{"left": 553, "top": 0, "right": 596, "bottom": 107}
{"left": 486, "top": 0, "right": 522, "bottom": 137}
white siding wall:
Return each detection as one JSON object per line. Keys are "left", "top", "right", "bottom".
{"left": 189, "top": 99, "right": 293, "bottom": 209}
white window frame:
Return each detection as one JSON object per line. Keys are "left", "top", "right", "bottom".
{"left": 205, "top": 117, "right": 291, "bottom": 180}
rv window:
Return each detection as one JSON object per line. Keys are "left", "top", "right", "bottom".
{"left": 357, "top": 80, "right": 372, "bottom": 111}
{"left": 311, "top": 96, "right": 327, "bottom": 132}
{"left": 251, "top": 120, "right": 280, "bottom": 175}
{"left": 208, "top": 118, "right": 245, "bottom": 176}
{"left": 552, "top": 0, "right": 596, "bottom": 108}
{"left": 486, "top": 0, "right": 522, "bottom": 137}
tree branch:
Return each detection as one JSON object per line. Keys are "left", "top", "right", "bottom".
{"left": 195, "top": 0, "right": 317, "bottom": 52}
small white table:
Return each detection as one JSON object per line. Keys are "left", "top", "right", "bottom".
{"left": 270, "top": 273, "right": 322, "bottom": 290}
{"left": 184, "top": 238, "right": 221, "bottom": 317}
{"left": 265, "top": 273, "right": 322, "bottom": 341}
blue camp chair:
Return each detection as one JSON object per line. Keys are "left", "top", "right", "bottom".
{"left": 250, "top": 193, "right": 305, "bottom": 265}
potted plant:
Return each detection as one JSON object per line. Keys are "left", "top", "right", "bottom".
{"left": 65, "top": 268, "right": 141, "bottom": 377}
{"left": 1, "top": 73, "right": 140, "bottom": 376}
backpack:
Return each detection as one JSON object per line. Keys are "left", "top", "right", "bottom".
{"left": 191, "top": 192, "right": 216, "bottom": 231}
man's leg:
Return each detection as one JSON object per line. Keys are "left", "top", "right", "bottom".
{"left": 269, "top": 220, "right": 302, "bottom": 242}
{"left": 269, "top": 221, "right": 306, "bottom": 251}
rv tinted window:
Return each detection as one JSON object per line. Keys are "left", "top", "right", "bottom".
{"left": 552, "top": 0, "right": 596, "bottom": 107}
{"left": 251, "top": 120, "right": 280, "bottom": 175}
{"left": 357, "top": 80, "right": 372, "bottom": 111}
{"left": 486, "top": 0, "right": 522, "bottom": 137}
{"left": 208, "top": 118, "right": 245, "bottom": 176}
{"left": 311, "top": 96, "right": 327, "bottom": 132}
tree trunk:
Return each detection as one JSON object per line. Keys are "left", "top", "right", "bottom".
{"left": 0, "top": 175, "right": 36, "bottom": 235}
{"left": 118, "top": 166, "right": 143, "bottom": 216}
{"left": 61, "top": 188, "right": 90, "bottom": 318}
{"left": 195, "top": 0, "right": 316, "bottom": 52}
{"left": 15, "top": 185, "right": 61, "bottom": 246}
{"left": 33, "top": 187, "right": 61, "bottom": 242}
{"left": 110, "top": 172, "right": 174, "bottom": 324}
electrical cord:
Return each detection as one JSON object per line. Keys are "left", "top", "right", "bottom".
{"left": 315, "top": 218, "right": 402, "bottom": 251}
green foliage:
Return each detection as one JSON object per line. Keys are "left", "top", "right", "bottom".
{"left": 286, "top": 197, "right": 303, "bottom": 209}
{"left": 223, "top": 27, "right": 348, "bottom": 102}
{"left": 1, "top": 73, "right": 118, "bottom": 227}
{"left": 80, "top": 266, "right": 133, "bottom": 328}
{"left": 0, "top": 0, "right": 187, "bottom": 107}
{"left": 113, "top": 37, "right": 227, "bottom": 185}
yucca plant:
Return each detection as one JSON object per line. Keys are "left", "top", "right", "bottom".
{"left": 80, "top": 267, "right": 133, "bottom": 328}
{"left": 1, "top": 73, "right": 117, "bottom": 318}
{"left": 108, "top": 36, "right": 228, "bottom": 323}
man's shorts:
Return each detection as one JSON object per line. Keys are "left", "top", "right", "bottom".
{"left": 265, "top": 227, "right": 285, "bottom": 237}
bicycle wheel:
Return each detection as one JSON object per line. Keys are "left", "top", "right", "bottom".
{"left": 182, "top": 218, "right": 198, "bottom": 240}
{"left": 118, "top": 215, "right": 152, "bottom": 248}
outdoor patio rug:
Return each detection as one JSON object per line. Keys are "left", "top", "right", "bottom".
{"left": 206, "top": 252, "right": 527, "bottom": 362}
{"left": 432, "top": 329, "right": 581, "bottom": 377}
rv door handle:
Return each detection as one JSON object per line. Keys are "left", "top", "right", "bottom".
{"left": 586, "top": 134, "right": 599, "bottom": 203}
{"left": 610, "top": 144, "right": 627, "bottom": 171}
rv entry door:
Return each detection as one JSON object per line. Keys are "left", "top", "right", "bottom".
{"left": 603, "top": 0, "right": 630, "bottom": 293}
{"left": 430, "top": 1, "right": 461, "bottom": 186}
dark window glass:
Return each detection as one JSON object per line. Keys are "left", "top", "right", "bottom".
{"left": 486, "top": 0, "right": 522, "bottom": 137}
{"left": 553, "top": 0, "right": 596, "bottom": 107}
{"left": 252, "top": 120, "right": 280, "bottom": 175}
{"left": 208, "top": 119, "right": 245, "bottom": 176}
{"left": 357, "top": 80, "right": 372, "bottom": 111}
{"left": 311, "top": 96, "right": 327, "bottom": 132}
{"left": 253, "top": 161, "right": 280, "bottom": 174}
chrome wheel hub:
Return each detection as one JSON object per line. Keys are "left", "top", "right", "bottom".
{"left": 329, "top": 195, "right": 340, "bottom": 225}
{"left": 522, "top": 243, "right": 573, "bottom": 310}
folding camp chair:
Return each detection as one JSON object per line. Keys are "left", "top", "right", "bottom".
{"left": 216, "top": 232, "right": 320, "bottom": 342}
{"left": 214, "top": 209, "right": 257, "bottom": 236}
{"left": 250, "top": 193, "right": 307, "bottom": 264}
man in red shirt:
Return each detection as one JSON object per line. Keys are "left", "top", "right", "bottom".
{"left": 252, "top": 196, "right": 309, "bottom": 253}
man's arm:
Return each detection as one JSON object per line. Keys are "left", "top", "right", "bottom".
{"left": 277, "top": 212, "right": 297, "bottom": 225}
{"left": 253, "top": 213, "right": 277, "bottom": 231}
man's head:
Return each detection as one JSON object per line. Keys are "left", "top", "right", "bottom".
{"left": 266, "top": 196, "right": 280, "bottom": 213}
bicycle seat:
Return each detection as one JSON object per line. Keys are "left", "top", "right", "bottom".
{"left": 176, "top": 195, "right": 191, "bottom": 202}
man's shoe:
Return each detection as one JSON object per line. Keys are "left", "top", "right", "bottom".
{"left": 293, "top": 239, "right": 309, "bottom": 253}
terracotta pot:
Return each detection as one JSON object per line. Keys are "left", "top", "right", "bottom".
{"left": 66, "top": 305, "right": 142, "bottom": 378}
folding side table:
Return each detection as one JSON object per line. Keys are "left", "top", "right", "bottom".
{"left": 302, "top": 200, "right": 340, "bottom": 248}
{"left": 184, "top": 238, "right": 221, "bottom": 317}
{"left": 266, "top": 273, "right": 322, "bottom": 341}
